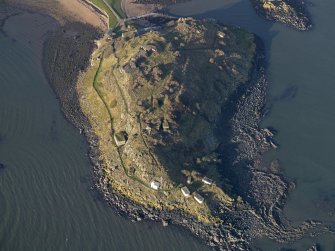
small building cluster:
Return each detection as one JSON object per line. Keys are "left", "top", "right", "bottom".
{"left": 180, "top": 186, "right": 205, "bottom": 204}
{"left": 148, "top": 173, "right": 214, "bottom": 205}
{"left": 178, "top": 175, "right": 214, "bottom": 204}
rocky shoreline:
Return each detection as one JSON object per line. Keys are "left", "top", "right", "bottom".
{"left": 38, "top": 13, "right": 321, "bottom": 249}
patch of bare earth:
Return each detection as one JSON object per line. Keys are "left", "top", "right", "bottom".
{"left": 5, "top": 0, "right": 108, "bottom": 31}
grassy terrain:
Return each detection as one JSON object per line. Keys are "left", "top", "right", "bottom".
{"left": 105, "top": 0, "right": 126, "bottom": 18}
{"left": 78, "top": 19, "right": 256, "bottom": 223}
{"left": 89, "top": 0, "right": 118, "bottom": 28}
{"left": 91, "top": 56, "right": 180, "bottom": 191}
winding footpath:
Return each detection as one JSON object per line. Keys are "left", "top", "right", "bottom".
{"left": 92, "top": 53, "right": 180, "bottom": 192}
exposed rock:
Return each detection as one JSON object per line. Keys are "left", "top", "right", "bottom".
{"left": 250, "top": 0, "right": 312, "bottom": 30}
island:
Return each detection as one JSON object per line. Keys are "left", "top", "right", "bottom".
{"left": 3, "top": 0, "right": 317, "bottom": 250}
{"left": 79, "top": 17, "right": 256, "bottom": 224}
{"left": 250, "top": 0, "right": 311, "bottom": 30}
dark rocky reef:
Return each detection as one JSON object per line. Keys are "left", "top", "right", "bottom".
{"left": 43, "top": 22, "right": 102, "bottom": 129}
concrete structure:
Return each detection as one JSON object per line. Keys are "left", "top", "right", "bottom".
{"left": 114, "top": 132, "right": 126, "bottom": 147}
{"left": 150, "top": 180, "right": 160, "bottom": 190}
{"left": 162, "top": 120, "right": 169, "bottom": 131}
{"left": 181, "top": 186, "right": 191, "bottom": 197}
{"left": 202, "top": 177, "right": 213, "bottom": 185}
{"left": 217, "top": 31, "right": 225, "bottom": 39}
{"left": 162, "top": 219, "right": 169, "bottom": 227}
{"left": 193, "top": 193, "right": 204, "bottom": 204}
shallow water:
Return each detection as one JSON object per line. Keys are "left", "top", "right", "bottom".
{"left": 169, "top": 0, "right": 335, "bottom": 249}
{"left": 0, "top": 11, "right": 210, "bottom": 251}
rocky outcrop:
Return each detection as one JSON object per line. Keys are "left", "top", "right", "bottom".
{"left": 250, "top": 0, "right": 311, "bottom": 31}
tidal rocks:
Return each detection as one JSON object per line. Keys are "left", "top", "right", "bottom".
{"left": 43, "top": 22, "right": 102, "bottom": 131}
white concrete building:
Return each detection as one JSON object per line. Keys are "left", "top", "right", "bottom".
{"left": 217, "top": 31, "right": 225, "bottom": 39}
{"left": 114, "top": 132, "right": 126, "bottom": 147}
{"left": 150, "top": 180, "right": 160, "bottom": 190}
{"left": 193, "top": 193, "right": 204, "bottom": 204}
{"left": 202, "top": 177, "right": 213, "bottom": 185}
{"left": 181, "top": 186, "right": 191, "bottom": 197}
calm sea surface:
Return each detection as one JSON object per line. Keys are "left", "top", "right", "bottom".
{"left": 0, "top": 10, "right": 209, "bottom": 251}
{"left": 169, "top": 0, "right": 335, "bottom": 249}
{"left": 1, "top": 0, "right": 335, "bottom": 250}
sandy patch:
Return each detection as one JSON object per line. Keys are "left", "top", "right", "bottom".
{"left": 5, "top": 0, "right": 108, "bottom": 31}
{"left": 59, "top": 0, "right": 108, "bottom": 30}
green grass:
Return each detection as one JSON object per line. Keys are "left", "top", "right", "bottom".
{"left": 105, "top": 0, "right": 126, "bottom": 18}
{"left": 90, "top": 0, "right": 118, "bottom": 28}
{"left": 93, "top": 54, "right": 179, "bottom": 192}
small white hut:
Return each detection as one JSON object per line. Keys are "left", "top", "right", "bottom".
{"left": 202, "top": 177, "right": 213, "bottom": 185}
{"left": 181, "top": 186, "right": 191, "bottom": 197}
{"left": 193, "top": 193, "right": 204, "bottom": 204}
{"left": 114, "top": 132, "right": 126, "bottom": 147}
{"left": 150, "top": 180, "right": 160, "bottom": 190}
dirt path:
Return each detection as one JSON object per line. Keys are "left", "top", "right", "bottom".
{"left": 93, "top": 52, "right": 179, "bottom": 192}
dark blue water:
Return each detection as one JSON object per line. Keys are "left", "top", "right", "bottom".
{"left": 0, "top": 10, "right": 209, "bottom": 251}
{"left": 169, "top": 0, "right": 335, "bottom": 249}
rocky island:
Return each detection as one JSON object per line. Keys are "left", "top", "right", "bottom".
{"left": 79, "top": 18, "right": 255, "bottom": 224}
{"left": 3, "top": 0, "right": 318, "bottom": 250}
{"left": 43, "top": 13, "right": 317, "bottom": 249}
{"left": 250, "top": 0, "right": 311, "bottom": 30}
